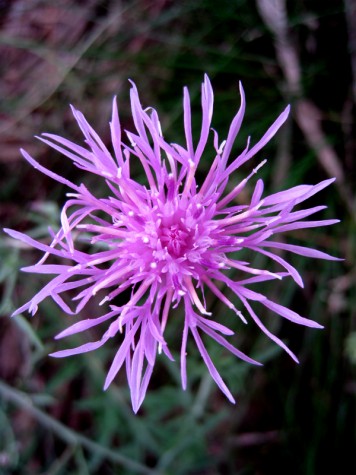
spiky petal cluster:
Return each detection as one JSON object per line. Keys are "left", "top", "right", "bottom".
{"left": 5, "top": 75, "right": 339, "bottom": 412}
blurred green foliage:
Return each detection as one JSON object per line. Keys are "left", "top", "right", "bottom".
{"left": 0, "top": 0, "right": 354, "bottom": 474}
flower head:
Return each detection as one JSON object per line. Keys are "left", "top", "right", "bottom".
{"left": 5, "top": 75, "right": 339, "bottom": 412}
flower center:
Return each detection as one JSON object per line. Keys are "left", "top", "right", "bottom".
{"left": 159, "top": 222, "right": 192, "bottom": 257}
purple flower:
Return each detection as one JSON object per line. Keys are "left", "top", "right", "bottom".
{"left": 5, "top": 75, "right": 339, "bottom": 412}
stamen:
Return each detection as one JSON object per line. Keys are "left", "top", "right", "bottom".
{"left": 182, "top": 159, "right": 196, "bottom": 198}
{"left": 217, "top": 159, "right": 267, "bottom": 210}
{"left": 202, "top": 276, "right": 247, "bottom": 323}
{"left": 101, "top": 170, "right": 114, "bottom": 178}
{"left": 226, "top": 258, "right": 282, "bottom": 280}
{"left": 219, "top": 200, "right": 265, "bottom": 227}
{"left": 77, "top": 224, "right": 127, "bottom": 239}
{"left": 92, "top": 266, "right": 131, "bottom": 295}
{"left": 119, "top": 277, "right": 154, "bottom": 332}
{"left": 184, "top": 277, "right": 211, "bottom": 315}
{"left": 158, "top": 289, "right": 173, "bottom": 353}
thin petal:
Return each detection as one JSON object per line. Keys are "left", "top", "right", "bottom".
{"left": 221, "top": 81, "right": 246, "bottom": 166}
{"left": 262, "top": 241, "right": 341, "bottom": 260}
{"left": 191, "top": 326, "right": 235, "bottom": 404}
{"left": 55, "top": 312, "right": 116, "bottom": 339}
{"left": 50, "top": 338, "right": 108, "bottom": 358}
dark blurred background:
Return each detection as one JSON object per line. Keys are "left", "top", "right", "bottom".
{"left": 0, "top": 1, "right": 355, "bottom": 474}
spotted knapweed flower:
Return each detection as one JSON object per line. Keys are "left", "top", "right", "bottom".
{"left": 5, "top": 75, "right": 339, "bottom": 412}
